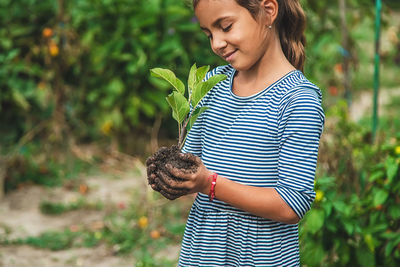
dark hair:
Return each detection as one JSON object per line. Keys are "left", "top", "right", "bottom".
{"left": 192, "top": 0, "right": 306, "bottom": 72}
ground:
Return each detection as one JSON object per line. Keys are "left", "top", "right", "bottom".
{"left": 0, "top": 157, "right": 181, "bottom": 267}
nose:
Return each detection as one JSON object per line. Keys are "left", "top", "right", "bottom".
{"left": 210, "top": 34, "right": 227, "bottom": 54}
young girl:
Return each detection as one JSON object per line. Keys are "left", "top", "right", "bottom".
{"left": 147, "top": 0, "right": 325, "bottom": 265}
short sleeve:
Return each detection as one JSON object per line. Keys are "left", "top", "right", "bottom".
{"left": 275, "top": 87, "right": 325, "bottom": 219}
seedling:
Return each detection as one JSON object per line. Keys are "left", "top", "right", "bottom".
{"left": 150, "top": 64, "right": 226, "bottom": 149}
{"left": 147, "top": 64, "right": 226, "bottom": 199}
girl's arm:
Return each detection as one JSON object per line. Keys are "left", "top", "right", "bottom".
{"left": 161, "top": 154, "right": 300, "bottom": 225}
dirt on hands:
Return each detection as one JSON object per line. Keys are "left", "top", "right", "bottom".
{"left": 146, "top": 145, "right": 198, "bottom": 200}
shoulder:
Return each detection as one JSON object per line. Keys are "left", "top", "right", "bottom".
{"left": 278, "top": 72, "right": 325, "bottom": 120}
{"left": 279, "top": 72, "right": 323, "bottom": 107}
{"left": 204, "top": 64, "right": 234, "bottom": 81}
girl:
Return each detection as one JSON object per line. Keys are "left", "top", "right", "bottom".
{"left": 147, "top": 0, "right": 325, "bottom": 265}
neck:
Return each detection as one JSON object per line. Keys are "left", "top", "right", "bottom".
{"left": 236, "top": 35, "right": 295, "bottom": 88}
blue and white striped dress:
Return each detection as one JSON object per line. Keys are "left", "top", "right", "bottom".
{"left": 179, "top": 65, "right": 325, "bottom": 266}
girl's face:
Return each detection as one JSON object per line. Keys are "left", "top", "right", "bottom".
{"left": 195, "top": 0, "right": 271, "bottom": 71}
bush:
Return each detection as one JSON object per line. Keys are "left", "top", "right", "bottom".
{"left": 300, "top": 101, "right": 400, "bottom": 266}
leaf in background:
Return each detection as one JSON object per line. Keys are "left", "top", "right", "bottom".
{"left": 12, "top": 90, "right": 30, "bottom": 110}
{"left": 195, "top": 65, "right": 210, "bottom": 83}
{"left": 373, "top": 189, "right": 388, "bottom": 206}
{"left": 191, "top": 74, "right": 226, "bottom": 108}
{"left": 187, "top": 63, "right": 197, "bottom": 97}
{"left": 306, "top": 209, "right": 325, "bottom": 235}
{"left": 186, "top": 106, "right": 208, "bottom": 133}
{"left": 385, "top": 157, "right": 398, "bottom": 183}
{"left": 150, "top": 68, "right": 185, "bottom": 95}
{"left": 166, "top": 91, "right": 189, "bottom": 124}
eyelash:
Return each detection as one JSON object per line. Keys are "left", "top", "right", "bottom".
{"left": 222, "top": 24, "right": 232, "bottom": 32}
{"left": 206, "top": 24, "right": 232, "bottom": 39}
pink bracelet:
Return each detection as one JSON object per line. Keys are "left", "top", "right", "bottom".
{"left": 208, "top": 173, "right": 218, "bottom": 202}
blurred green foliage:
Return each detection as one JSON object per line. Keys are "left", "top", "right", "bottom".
{"left": 300, "top": 100, "right": 400, "bottom": 266}
{"left": 1, "top": 0, "right": 399, "bottom": 148}
{"left": 1, "top": 0, "right": 400, "bottom": 265}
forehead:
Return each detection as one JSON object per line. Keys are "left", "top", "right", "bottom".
{"left": 194, "top": 0, "right": 246, "bottom": 27}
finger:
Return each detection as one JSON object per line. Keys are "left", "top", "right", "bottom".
{"left": 151, "top": 183, "right": 161, "bottom": 192}
{"left": 179, "top": 152, "right": 197, "bottom": 162}
{"left": 146, "top": 163, "right": 156, "bottom": 177}
{"left": 159, "top": 189, "right": 179, "bottom": 200}
{"left": 145, "top": 156, "right": 156, "bottom": 166}
{"left": 154, "top": 175, "right": 188, "bottom": 196}
{"left": 165, "top": 163, "right": 189, "bottom": 178}
{"left": 147, "top": 173, "right": 156, "bottom": 184}
{"left": 167, "top": 178, "right": 193, "bottom": 190}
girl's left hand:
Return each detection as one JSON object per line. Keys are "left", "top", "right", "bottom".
{"left": 165, "top": 153, "right": 214, "bottom": 195}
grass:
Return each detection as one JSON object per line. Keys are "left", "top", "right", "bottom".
{"left": 0, "top": 173, "right": 192, "bottom": 266}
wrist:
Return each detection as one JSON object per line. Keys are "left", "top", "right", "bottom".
{"left": 201, "top": 171, "right": 216, "bottom": 195}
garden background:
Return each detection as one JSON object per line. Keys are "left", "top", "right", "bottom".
{"left": 1, "top": 0, "right": 400, "bottom": 266}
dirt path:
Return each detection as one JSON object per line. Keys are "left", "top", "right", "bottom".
{"left": 0, "top": 158, "right": 180, "bottom": 267}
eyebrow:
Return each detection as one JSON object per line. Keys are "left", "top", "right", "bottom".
{"left": 199, "top": 16, "right": 231, "bottom": 31}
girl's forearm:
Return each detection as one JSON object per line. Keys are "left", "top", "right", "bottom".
{"left": 207, "top": 175, "right": 300, "bottom": 224}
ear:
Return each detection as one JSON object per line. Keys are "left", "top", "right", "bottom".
{"left": 260, "top": 0, "right": 279, "bottom": 26}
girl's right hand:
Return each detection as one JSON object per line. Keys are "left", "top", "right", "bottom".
{"left": 146, "top": 156, "right": 189, "bottom": 200}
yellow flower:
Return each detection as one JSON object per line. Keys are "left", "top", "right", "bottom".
{"left": 315, "top": 190, "right": 324, "bottom": 202}
{"left": 49, "top": 43, "right": 59, "bottom": 57}
{"left": 138, "top": 216, "right": 148, "bottom": 229}
{"left": 395, "top": 146, "right": 400, "bottom": 155}
{"left": 101, "top": 121, "right": 113, "bottom": 136}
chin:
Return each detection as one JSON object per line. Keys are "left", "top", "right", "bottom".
{"left": 231, "top": 62, "right": 252, "bottom": 72}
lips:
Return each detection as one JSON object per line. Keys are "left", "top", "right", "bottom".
{"left": 222, "top": 49, "right": 237, "bottom": 61}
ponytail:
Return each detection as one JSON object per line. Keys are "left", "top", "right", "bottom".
{"left": 275, "top": 0, "right": 306, "bottom": 72}
{"left": 192, "top": 0, "right": 307, "bottom": 72}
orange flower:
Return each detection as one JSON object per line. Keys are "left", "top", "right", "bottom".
{"left": 42, "top": 28, "right": 53, "bottom": 38}
{"left": 150, "top": 230, "right": 161, "bottom": 239}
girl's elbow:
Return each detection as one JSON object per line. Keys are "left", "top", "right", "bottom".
{"left": 282, "top": 208, "right": 301, "bottom": 224}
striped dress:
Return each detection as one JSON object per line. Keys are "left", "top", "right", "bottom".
{"left": 179, "top": 65, "right": 325, "bottom": 266}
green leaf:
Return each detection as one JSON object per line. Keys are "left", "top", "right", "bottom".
{"left": 364, "top": 233, "right": 375, "bottom": 252}
{"left": 373, "top": 189, "right": 388, "bottom": 206}
{"left": 188, "top": 63, "right": 197, "bottom": 97}
{"left": 150, "top": 68, "right": 185, "bottom": 95}
{"left": 356, "top": 245, "right": 375, "bottom": 267}
{"left": 195, "top": 65, "right": 210, "bottom": 83}
{"left": 186, "top": 106, "right": 209, "bottom": 132}
{"left": 385, "top": 156, "right": 399, "bottom": 183}
{"left": 389, "top": 205, "right": 400, "bottom": 220}
{"left": 191, "top": 74, "right": 227, "bottom": 108}
{"left": 166, "top": 91, "right": 189, "bottom": 124}
{"left": 12, "top": 90, "right": 30, "bottom": 110}
{"left": 369, "top": 170, "right": 384, "bottom": 182}
{"left": 305, "top": 209, "right": 325, "bottom": 235}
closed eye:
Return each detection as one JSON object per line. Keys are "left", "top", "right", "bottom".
{"left": 222, "top": 24, "right": 232, "bottom": 32}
